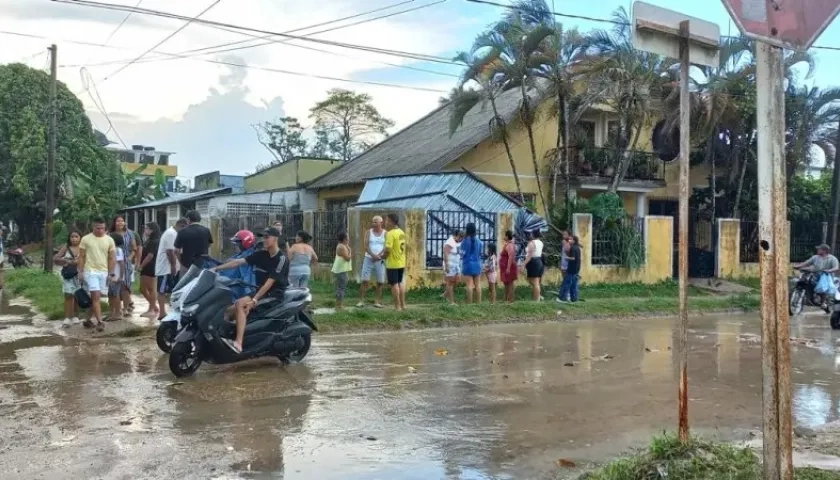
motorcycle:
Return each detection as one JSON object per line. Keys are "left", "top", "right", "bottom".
{"left": 5, "top": 246, "right": 34, "bottom": 269}
{"left": 168, "top": 268, "right": 316, "bottom": 377}
{"left": 829, "top": 290, "right": 840, "bottom": 329}
{"left": 156, "top": 254, "right": 257, "bottom": 353}
{"left": 789, "top": 269, "right": 832, "bottom": 315}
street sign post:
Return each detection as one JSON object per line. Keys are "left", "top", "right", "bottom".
{"left": 631, "top": 2, "right": 720, "bottom": 444}
{"left": 721, "top": 1, "right": 840, "bottom": 478}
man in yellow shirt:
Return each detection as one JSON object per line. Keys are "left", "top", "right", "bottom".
{"left": 383, "top": 213, "right": 407, "bottom": 311}
{"left": 78, "top": 218, "right": 116, "bottom": 330}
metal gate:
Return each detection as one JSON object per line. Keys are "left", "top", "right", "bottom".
{"left": 649, "top": 200, "right": 716, "bottom": 278}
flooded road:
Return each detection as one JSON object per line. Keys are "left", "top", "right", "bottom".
{"left": 2, "top": 294, "right": 840, "bottom": 480}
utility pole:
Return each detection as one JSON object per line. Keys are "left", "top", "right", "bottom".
{"left": 44, "top": 44, "right": 57, "bottom": 273}
{"left": 677, "top": 19, "right": 691, "bottom": 444}
{"left": 830, "top": 124, "right": 840, "bottom": 250}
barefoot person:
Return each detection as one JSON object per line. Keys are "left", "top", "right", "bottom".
{"left": 499, "top": 230, "right": 517, "bottom": 303}
{"left": 78, "top": 218, "right": 116, "bottom": 332}
{"left": 138, "top": 222, "right": 161, "bottom": 318}
{"left": 524, "top": 230, "right": 545, "bottom": 301}
{"left": 357, "top": 216, "right": 387, "bottom": 308}
{"left": 443, "top": 229, "right": 463, "bottom": 305}
{"left": 332, "top": 232, "right": 352, "bottom": 310}
{"left": 155, "top": 218, "right": 186, "bottom": 319}
{"left": 484, "top": 242, "right": 498, "bottom": 304}
{"left": 55, "top": 230, "right": 82, "bottom": 327}
{"left": 211, "top": 227, "right": 289, "bottom": 353}
{"left": 383, "top": 214, "right": 407, "bottom": 311}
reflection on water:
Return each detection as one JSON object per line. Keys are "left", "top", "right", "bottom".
{"left": 5, "top": 310, "right": 840, "bottom": 477}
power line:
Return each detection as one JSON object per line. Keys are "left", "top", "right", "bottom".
{"left": 51, "top": 0, "right": 460, "bottom": 65}
{"left": 101, "top": 0, "right": 144, "bottom": 46}
{"left": 80, "top": 68, "right": 128, "bottom": 148}
{"left": 94, "top": 0, "right": 224, "bottom": 88}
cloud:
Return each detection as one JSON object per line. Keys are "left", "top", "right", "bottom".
{"left": 87, "top": 57, "right": 285, "bottom": 179}
{"left": 0, "top": 0, "right": 161, "bottom": 28}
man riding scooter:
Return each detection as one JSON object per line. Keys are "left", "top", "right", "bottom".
{"left": 210, "top": 226, "right": 289, "bottom": 353}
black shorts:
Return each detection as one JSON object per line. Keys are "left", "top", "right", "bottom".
{"left": 525, "top": 257, "right": 544, "bottom": 279}
{"left": 386, "top": 268, "right": 405, "bottom": 286}
{"left": 157, "top": 274, "right": 177, "bottom": 294}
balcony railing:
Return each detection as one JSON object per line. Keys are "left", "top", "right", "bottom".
{"left": 562, "top": 145, "right": 666, "bottom": 182}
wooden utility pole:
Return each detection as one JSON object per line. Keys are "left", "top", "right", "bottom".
{"left": 677, "top": 19, "right": 691, "bottom": 444}
{"left": 44, "top": 44, "right": 57, "bottom": 273}
{"left": 829, "top": 124, "right": 840, "bottom": 250}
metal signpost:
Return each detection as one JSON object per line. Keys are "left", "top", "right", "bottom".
{"left": 631, "top": 2, "right": 720, "bottom": 443}
{"left": 721, "top": 1, "right": 840, "bottom": 478}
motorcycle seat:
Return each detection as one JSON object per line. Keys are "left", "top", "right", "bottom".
{"left": 282, "top": 288, "right": 309, "bottom": 303}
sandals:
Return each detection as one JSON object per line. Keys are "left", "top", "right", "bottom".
{"left": 82, "top": 319, "right": 95, "bottom": 329}
{"left": 82, "top": 319, "right": 105, "bottom": 331}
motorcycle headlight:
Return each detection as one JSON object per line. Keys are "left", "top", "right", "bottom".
{"left": 181, "top": 304, "right": 199, "bottom": 317}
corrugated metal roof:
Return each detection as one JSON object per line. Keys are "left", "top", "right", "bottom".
{"left": 308, "top": 85, "right": 537, "bottom": 189}
{"left": 122, "top": 187, "right": 232, "bottom": 211}
{"left": 354, "top": 172, "right": 520, "bottom": 212}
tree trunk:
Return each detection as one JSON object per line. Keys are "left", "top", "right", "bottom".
{"left": 609, "top": 116, "right": 644, "bottom": 193}
{"left": 732, "top": 150, "right": 752, "bottom": 218}
{"left": 562, "top": 95, "right": 572, "bottom": 229}
{"left": 706, "top": 138, "right": 716, "bottom": 221}
{"left": 551, "top": 93, "right": 564, "bottom": 206}
{"left": 830, "top": 126, "right": 840, "bottom": 249}
{"left": 520, "top": 84, "right": 548, "bottom": 214}
{"left": 489, "top": 94, "right": 525, "bottom": 204}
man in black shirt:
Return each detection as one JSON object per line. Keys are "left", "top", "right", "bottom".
{"left": 557, "top": 235, "right": 582, "bottom": 303}
{"left": 211, "top": 227, "right": 289, "bottom": 353}
{"left": 174, "top": 210, "right": 213, "bottom": 274}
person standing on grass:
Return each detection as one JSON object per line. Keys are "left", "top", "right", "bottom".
{"left": 107, "top": 233, "right": 126, "bottom": 320}
{"left": 288, "top": 231, "right": 318, "bottom": 288}
{"left": 332, "top": 232, "right": 352, "bottom": 310}
{"left": 357, "top": 215, "right": 387, "bottom": 308}
{"left": 111, "top": 215, "right": 140, "bottom": 313}
{"left": 560, "top": 230, "right": 571, "bottom": 279}
{"left": 557, "top": 235, "right": 582, "bottom": 303}
{"left": 383, "top": 213, "right": 407, "bottom": 311}
{"left": 500, "top": 230, "right": 518, "bottom": 303}
{"left": 0, "top": 226, "right": 5, "bottom": 291}
{"left": 484, "top": 242, "right": 498, "bottom": 304}
{"left": 272, "top": 221, "right": 291, "bottom": 253}
{"left": 55, "top": 230, "right": 82, "bottom": 328}
{"left": 443, "top": 229, "right": 464, "bottom": 305}
{"left": 155, "top": 218, "right": 186, "bottom": 319}
{"left": 461, "top": 223, "right": 483, "bottom": 304}
{"left": 523, "top": 230, "right": 545, "bottom": 301}
{"left": 174, "top": 210, "right": 213, "bottom": 276}
{"left": 78, "top": 218, "right": 116, "bottom": 332}
{"left": 138, "top": 222, "right": 161, "bottom": 318}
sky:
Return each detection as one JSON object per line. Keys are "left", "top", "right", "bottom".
{"left": 4, "top": 0, "right": 840, "bottom": 180}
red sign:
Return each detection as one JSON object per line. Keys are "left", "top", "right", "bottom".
{"left": 721, "top": 0, "right": 840, "bottom": 50}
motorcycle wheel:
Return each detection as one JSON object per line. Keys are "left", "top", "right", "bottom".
{"left": 790, "top": 289, "right": 805, "bottom": 316}
{"left": 832, "top": 312, "right": 840, "bottom": 330}
{"left": 280, "top": 334, "right": 311, "bottom": 364}
{"left": 156, "top": 322, "right": 177, "bottom": 353}
{"left": 169, "top": 341, "right": 202, "bottom": 377}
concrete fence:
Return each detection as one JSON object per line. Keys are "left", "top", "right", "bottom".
{"left": 716, "top": 218, "right": 795, "bottom": 279}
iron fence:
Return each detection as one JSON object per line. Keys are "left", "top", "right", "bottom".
{"left": 312, "top": 209, "right": 347, "bottom": 263}
{"left": 740, "top": 220, "right": 759, "bottom": 264}
{"left": 790, "top": 221, "right": 824, "bottom": 263}
{"left": 591, "top": 216, "right": 645, "bottom": 265}
{"left": 426, "top": 210, "right": 496, "bottom": 268}
{"left": 219, "top": 211, "right": 303, "bottom": 258}
{"left": 563, "top": 145, "right": 666, "bottom": 182}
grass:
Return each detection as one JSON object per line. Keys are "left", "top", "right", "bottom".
{"left": 4, "top": 268, "right": 107, "bottom": 320}
{"left": 729, "top": 276, "right": 761, "bottom": 290}
{"left": 581, "top": 435, "right": 840, "bottom": 480}
{"left": 308, "top": 278, "right": 710, "bottom": 309}
{"left": 314, "top": 293, "right": 760, "bottom": 332}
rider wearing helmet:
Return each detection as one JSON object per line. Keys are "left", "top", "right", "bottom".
{"left": 231, "top": 230, "right": 256, "bottom": 253}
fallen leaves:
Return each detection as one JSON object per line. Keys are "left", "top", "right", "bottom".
{"left": 407, "top": 366, "right": 417, "bottom": 374}
{"left": 434, "top": 348, "right": 449, "bottom": 356}
{"left": 556, "top": 459, "right": 577, "bottom": 468}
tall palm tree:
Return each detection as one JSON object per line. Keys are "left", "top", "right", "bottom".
{"left": 471, "top": 19, "right": 554, "bottom": 214}
{"left": 784, "top": 85, "right": 840, "bottom": 176}
{"left": 578, "top": 8, "right": 670, "bottom": 192}
{"left": 449, "top": 50, "right": 525, "bottom": 203}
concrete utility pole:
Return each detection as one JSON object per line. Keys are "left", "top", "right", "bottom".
{"left": 755, "top": 41, "right": 793, "bottom": 480}
{"left": 44, "top": 44, "right": 57, "bottom": 273}
{"left": 677, "top": 19, "right": 691, "bottom": 444}
{"left": 830, "top": 124, "right": 840, "bottom": 250}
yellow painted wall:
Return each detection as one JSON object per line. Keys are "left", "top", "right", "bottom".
{"left": 316, "top": 184, "right": 364, "bottom": 209}
{"left": 121, "top": 163, "right": 177, "bottom": 177}
{"left": 716, "top": 218, "right": 793, "bottom": 279}
{"left": 245, "top": 158, "right": 341, "bottom": 193}
{"left": 650, "top": 162, "right": 711, "bottom": 199}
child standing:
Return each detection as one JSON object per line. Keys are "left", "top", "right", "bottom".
{"left": 484, "top": 242, "right": 498, "bottom": 304}
{"left": 331, "top": 232, "right": 352, "bottom": 310}
{"left": 108, "top": 232, "right": 126, "bottom": 320}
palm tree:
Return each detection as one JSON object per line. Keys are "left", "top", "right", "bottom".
{"left": 497, "top": 0, "right": 588, "bottom": 217}
{"left": 472, "top": 18, "right": 554, "bottom": 214}
{"left": 577, "top": 8, "right": 670, "bottom": 192}
{"left": 784, "top": 85, "right": 840, "bottom": 176}
{"left": 450, "top": 50, "right": 525, "bottom": 203}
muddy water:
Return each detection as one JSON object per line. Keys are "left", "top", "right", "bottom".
{"left": 2, "top": 293, "right": 840, "bottom": 479}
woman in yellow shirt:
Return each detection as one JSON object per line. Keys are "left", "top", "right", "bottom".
{"left": 382, "top": 214, "right": 406, "bottom": 311}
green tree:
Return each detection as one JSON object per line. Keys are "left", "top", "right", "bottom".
{"left": 0, "top": 63, "right": 120, "bottom": 241}
{"left": 309, "top": 89, "right": 394, "bottom": 161}
{"left": 253, "top": 116, "right": 308, "bottom": 171}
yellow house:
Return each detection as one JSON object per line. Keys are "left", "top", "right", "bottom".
{"left": 308, "top": 87, "right": 708, "bottom": 216}
{"left": 244, "top": 157, "right": 342, "bottom": 193}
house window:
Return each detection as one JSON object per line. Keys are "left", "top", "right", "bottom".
{"left": 607, "top": 121, "right": 620, "bottom": 146}
{"left": 326, "top": 199, "right": 353, "bottom": 211}
{"left": 577, "top": 121, "right": 596, "bottom": 147}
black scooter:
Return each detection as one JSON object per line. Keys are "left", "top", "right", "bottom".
{"left": 168, "top": 269, "right": 317, "bottom": 377}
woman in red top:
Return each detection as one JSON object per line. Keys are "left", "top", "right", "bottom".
{"left": 499, "top": 230, "right": 518, "bottom": 303}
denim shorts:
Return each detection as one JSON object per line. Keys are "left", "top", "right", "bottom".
{"left": 289, "top": 274, "right": 310, "bottom": 288}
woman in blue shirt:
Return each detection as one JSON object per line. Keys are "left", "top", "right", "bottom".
{"left": 461, "top": 223, "right": 484, "bottom": 304}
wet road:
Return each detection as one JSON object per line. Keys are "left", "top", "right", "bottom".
{"left": 2, "top": 295, "right": 840, "bottom": 480}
